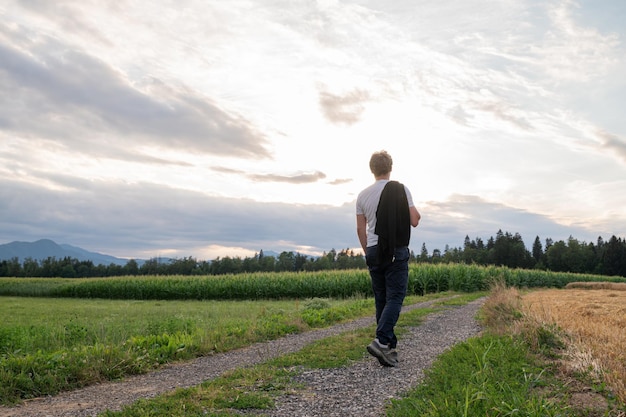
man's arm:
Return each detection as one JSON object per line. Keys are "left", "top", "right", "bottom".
{"left": 409, "top": 206, "right": 421, "bottom": 228}
{"left": 356, "top": 214, "right": 368, "bottom": 253}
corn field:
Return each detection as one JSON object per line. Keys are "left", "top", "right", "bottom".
{"left": 1, "top": 263, "right": 624, "bottom": 300}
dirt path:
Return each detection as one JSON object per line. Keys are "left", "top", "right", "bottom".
{"left": 0, "top": 297, "right": 484, "bottom": 417}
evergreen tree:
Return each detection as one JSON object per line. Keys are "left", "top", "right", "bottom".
{"left": 419, "top": 243, "right": 429, "bottom": 262}
{"left": 602, "top": 236, "right": 626, "bottom": 276}
{"left": 545, "top": 240, "right": 568, "bottom": 272}
{"left": 532, "top": 236, "right": 543, "bottom": 263}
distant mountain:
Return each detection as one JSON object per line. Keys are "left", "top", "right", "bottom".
{"left": 0, "top": 240, "right": 314, "bottom": 267}
{"left": 0, "top": 239, "right": 131, "bottom": 266}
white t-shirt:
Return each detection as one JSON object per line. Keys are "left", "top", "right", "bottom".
{"left": 356, "top": 179, "right": 415, "bottom": 248}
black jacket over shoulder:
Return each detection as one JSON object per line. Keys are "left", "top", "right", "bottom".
{"left": 374, "top": 180, "right": 411, "bottom": 264}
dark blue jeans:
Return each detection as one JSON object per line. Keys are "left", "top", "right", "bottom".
{"left": 365, "top": 245, "right": 409, "bottom": 349}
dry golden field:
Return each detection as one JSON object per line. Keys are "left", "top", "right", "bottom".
{"left": 522, "top": 283, "right": 626, "bottom": 404}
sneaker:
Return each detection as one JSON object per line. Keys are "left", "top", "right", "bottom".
{"left": 388, "top": 349, "right": 398, "bottom": 364}
{"left": 367, "top": 339, "right": 397, "bottom": 367}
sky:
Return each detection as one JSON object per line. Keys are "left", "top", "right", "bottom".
{"left": 1, "top": 0, "right": 625, "bottom": 261}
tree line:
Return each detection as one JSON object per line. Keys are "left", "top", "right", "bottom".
{"left": 1, "top": 231, "right": 625, "bottom": 278}
{"left": 0, "top": 248, "right": 366, "bottom": 278}
{"left": 423, "top": 230, "right": 626, "bottom": 277}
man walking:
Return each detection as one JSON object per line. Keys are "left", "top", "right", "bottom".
{"left": 356, "top": 150, "right": 420, "bottom": 366}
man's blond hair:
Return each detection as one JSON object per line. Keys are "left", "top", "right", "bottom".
{"left": 369, "top": 150, "right": 393, "bottom": 177}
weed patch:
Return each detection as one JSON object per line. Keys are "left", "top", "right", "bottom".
{"left": 387, "top": 335, "right": 565, "bottom": 417}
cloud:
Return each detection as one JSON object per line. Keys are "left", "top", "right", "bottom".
{"left": 540, "top": 0, "right": 621, "bottom": 82}
{"left": 1, "top": 176, "right": 613, "bottom": 260}
{"left": 597, "top": 130, "right": 626, "bottom": 163}
{"left": 447, "top": 105, "right": 473, "bottom": 126}
{"left": 248, "top": 171, "right": 327, "bottom": 184}
{"left": 0, "top": 178, "right": 354, "bottom": 258}
{"left": 450, "top": 1, "right": 620, "bottom": 85}
{"left": 13, "top": 1, "right": 110, "bottom": 42}
{"left": 328, "top": 178, "right": 352, "bottom": 185}
{"left": 212, "top": 166, "right": 327, "bottom": 184}
{"left": 469, "top": 100, "right": 533, "bottom": 130}
{"left": 416, "top": 195, "right": 606, "bottom": 252}
{"left": 0, "top": 38, "right": 271, "bottom": 159}
{"left": 319, "top": 89, "right": 370, "bottom": 125}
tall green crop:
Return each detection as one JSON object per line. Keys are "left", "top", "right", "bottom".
{"left": 1, "top": 265, "right": 624, "bottom": 301}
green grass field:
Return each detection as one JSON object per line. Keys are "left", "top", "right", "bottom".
{"left": 0, "top": 294, "right": 388, "bottom": 404}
